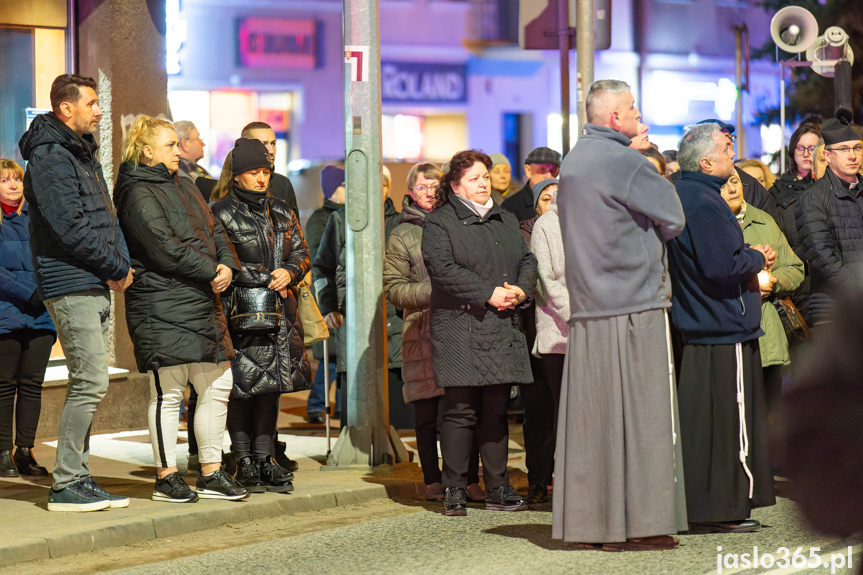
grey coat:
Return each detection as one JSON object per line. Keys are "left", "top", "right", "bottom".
{"left": 383, "top": 197, "right": 442, "bottom": 403}
{"left": 558, "top": 124, "right": 685, "bottom": 319}
{"left": 421, "top": 195, "right": 537, "bottom": 388}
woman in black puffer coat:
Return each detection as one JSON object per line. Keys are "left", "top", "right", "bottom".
{"left": 115, "top": 116, "right": 247, "bottom": 503}
{"left": 211, "top": 138, "right": 311, "bottom": 494}
{"left": 422, "top": 150, "right": 537, "bottom": 516}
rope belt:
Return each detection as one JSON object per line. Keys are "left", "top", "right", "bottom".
{"left": 735, "top": 342, "right": 755, "bottom": 499}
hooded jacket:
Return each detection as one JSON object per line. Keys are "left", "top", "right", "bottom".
{"left": 114, "top": 161, "right": 240, "bottom": 372}
{"left": 19, "top": 113, "right": 130, "bottom": 299}
{"left": 668, "top": 171, "right": 765, "bottom": 344}
{"left": 211, "top": 187, "right": 311, "bottom": 398}
{"left": 530, "top": 199, "right": 568, "bottom": 356}
{"left": 383, "top": 196, "right": 442, "bottom": 403}
{"left": 0, "top": 206, "right": 55, "bottom": 336}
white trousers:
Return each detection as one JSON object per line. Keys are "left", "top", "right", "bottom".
{"left": 148, "top": 362, "right": 232, "bottom": 469}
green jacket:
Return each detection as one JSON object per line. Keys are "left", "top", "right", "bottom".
{"left": 739, "top": 204, "right": 805, "bottom": 366}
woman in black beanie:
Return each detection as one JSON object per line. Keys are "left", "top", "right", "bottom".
{"left": 211, "top": 138, "right": 312, "bottom": 493}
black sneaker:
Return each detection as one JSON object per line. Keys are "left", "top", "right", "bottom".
{"left": 486, "top": 484, "right": 528, "bottom": 512}
{"left": 274, "top": 441, "right": 299, "bottom": 471}
{"left": 79, "top": 476, "right": 130, "bottom": 508}
{"left": 196, "top": 469, "right": 250, "bottom": 500}
{"left": 234, "top": 456, "right": 267, "bottom": 493}
{"left": 257, "top": 456, "right": 294, "bottom": 493}
{"left": 47, "top": 480, "right": 111, "bottom": 512}
{"left": 153, "top": 472, "right": 199, "bottom": 503}
{"left": 443, "top": 487, "right": 467, "bottom": 517}
{"left": 307, "top": 412, "right": 326, "bottom": 425}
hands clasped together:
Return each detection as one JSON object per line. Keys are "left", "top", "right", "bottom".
{"left": 487, "top": 282, "right": 527, "bottom": 311}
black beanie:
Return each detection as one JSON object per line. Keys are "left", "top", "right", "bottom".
{"left": 821, "top": 108, "right": 861, "bottom": 146}
{"left": 231, "top": 138, "right": 270, "bottom": 176}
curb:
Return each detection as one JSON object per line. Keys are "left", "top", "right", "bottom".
{"left": 0, "top": 481, "right": 415, "bottom": 565}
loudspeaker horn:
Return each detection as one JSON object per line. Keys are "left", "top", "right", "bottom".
{"left": 770, "top": 6, "right": 819, "bottom": 54}
{"left": 806, "top": 26, "right": 855, "bottom": 77}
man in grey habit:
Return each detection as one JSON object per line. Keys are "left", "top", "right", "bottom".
{"left": 553, "top": 79, "right": 688, "bottom": 551}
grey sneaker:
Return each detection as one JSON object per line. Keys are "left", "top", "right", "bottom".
{"left": 196, "top": 469, "right": 250, "bottom": 500}
{"left": 485, "top": 484, "right": 527, "bottom": 512}
{"left": 153, "top": 472, "right": 199, "bottom": 503}
{"left": 79, "top": 476, "right": 130, "bottom": 508}
{"left": 443, "top": 487, "right": 467, "bottom": 516}
{"left": 48, "top": 480, "right": 111, "bottom": 512}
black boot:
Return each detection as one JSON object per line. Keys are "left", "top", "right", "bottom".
{"left": 274, "top": 441, "right": 299, "bottom": 471}
{"left": 233, "top": 456, "right": 266, "bottom": 493}
{"left": 0, "top": 450, "right": 18, "bottom": 478}
{"left": 257, "top": 456, "right": 294, "bottom": 493}
{"left": 13, "top": 447, "right": 48, "bottom": 476}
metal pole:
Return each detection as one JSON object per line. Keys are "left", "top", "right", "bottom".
{"left": 558, "top": 0, "right": 571, "bottom": 155}
{"left": 780, "top": 63, "right": 786, "bottom": 174}
{"left": 576, "top": 0, "right": 595, "bottom": 133}
{"left": 330, "top": 0, "right": 406, "bottom": 468}
{"left": 324, "top": 338, "right": 331, "bottom": 455}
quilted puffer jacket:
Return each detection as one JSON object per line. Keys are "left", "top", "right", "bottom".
{"left": 421, "top": 195, "right": 537, "bottom": 387}
{"left": 211, "top": 187, "right": 311, "bottom": 398}
{"left": 0, "top": 206, "right": 55, "bottom": 336}
{"left": 796, "top": 168, "right": 863, "bottom": 326}
{"left": 19, "top": 113, "right": 130, "bottom": 299}
{"left": 383, "top": 196, "right": 442, "bottom": 403}
{"left": 114, "top": 162, "right": 240, "bottom": 372}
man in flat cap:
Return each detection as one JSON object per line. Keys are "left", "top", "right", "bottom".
{"left": 502, "top": 147, "right": 561, "bottom": 221}
{"left": 796, "top": 109, "right": 863, "bottom": 329}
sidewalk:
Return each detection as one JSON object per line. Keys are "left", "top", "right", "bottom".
{"left": 0, "top": 394, "right": 429, "bottom": 566}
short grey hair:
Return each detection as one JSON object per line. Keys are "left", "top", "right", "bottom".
{"left": 173, "top": 120, "right": 196, "bottom": 141}
{"left": 586, "top": 79, "right": 631, "bottom": 124}
{"left": 678, "top": 123, "right": 722, "bottom": 172}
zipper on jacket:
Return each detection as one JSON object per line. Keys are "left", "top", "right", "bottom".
{"left": 738, "top": 285, "right": 746, "bottom": 316}
{"left": 466, "top": 304, "right": 472, "bottom": 332}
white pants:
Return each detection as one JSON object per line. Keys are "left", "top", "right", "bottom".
{"left": 148, "top": 362, "right": 233, "bottom": 469}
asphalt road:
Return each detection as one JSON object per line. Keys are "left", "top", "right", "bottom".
{"left": 105, "top": 496, "right": 860, "bottom": 575}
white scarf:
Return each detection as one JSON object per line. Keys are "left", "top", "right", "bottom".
{"left": 455, "top": 194, "right": 494, "bottom": 218}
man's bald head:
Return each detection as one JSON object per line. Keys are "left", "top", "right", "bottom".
{"left": 585, "top": 80, "right": 641, "bottom": 138}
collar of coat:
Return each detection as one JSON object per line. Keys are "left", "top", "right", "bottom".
{"left": 581, "top": 123, "right": 633, "bottom": 147}
{"left": 825, "top": 167, "right": 861, "bottom": 200}
{"left": 448, "top": 193, "right": 504, "bottom": 223}
{"left": 677, "top": 170, "right": 728, "bottom": 191}
{"left": 739, "top": 202, "right": 769, "bottom": 231}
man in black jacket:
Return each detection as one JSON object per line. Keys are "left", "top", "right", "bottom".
{"left": 19, "top": 74, "right": 133, "bottom": 512}
{"left": 241, "top": 122, "right": 299, "bottom": 220}
{"left": 796, "top": 112, "right": 863, "bottom": 328}
{"left": 500, "top": 147, "right": 561, "bottom": 221}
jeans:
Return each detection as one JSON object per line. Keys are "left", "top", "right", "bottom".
{"left": 0, "top": 330, "right": 55, "bottom": 450}
{"left": 44, "top": 289, "right": 111, "bottom": 489}
{"left": 307, "top": 360, "right": 336, "bottom": 415}
{"left": 149, "top": 363, "right": 232, "bottom": 468}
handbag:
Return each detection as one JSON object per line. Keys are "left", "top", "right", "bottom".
{"left": 773, "top": 296, "right": 809, "bottom": 344}
{"left": 297, "top": 280, "right": 329, "bottom": 345}
{"left": 229, "top": 204, "right": 284, "bottom": 335}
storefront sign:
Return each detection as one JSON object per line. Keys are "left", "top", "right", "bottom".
{"left": 381, "top": 62, "right": 467, "bottom": 104}
{"left": 237, "top": 18, "right": 317, "bottom": 70}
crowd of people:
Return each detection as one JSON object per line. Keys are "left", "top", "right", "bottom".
{"left": 0, "top": 72, "right": 858, "bottom": 549}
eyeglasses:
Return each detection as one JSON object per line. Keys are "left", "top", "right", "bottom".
{"left": 795, "top": 145, "right": 816, "bottom": 155}
{"left": 412, "top": 185, "right": 440, "bottom": 193}
{"left": 825, "top": 145, "right": 863, "bottom": 155}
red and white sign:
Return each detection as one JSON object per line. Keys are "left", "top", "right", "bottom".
{"left": 345, "top": 45, "right": 369, "bottom": 82}
{"left": 238, "top": 18, "right": 317, "bottom": 70}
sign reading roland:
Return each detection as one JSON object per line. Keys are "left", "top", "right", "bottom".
{"left": 238, "top": 18, "right": 317, "bottom": 70}
{"left": 381, "top": 62, "right": 467, "bottom": 104}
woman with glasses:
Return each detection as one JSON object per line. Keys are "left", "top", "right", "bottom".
{"left": 767, "top": 123, "right": 821, "bottom": 323}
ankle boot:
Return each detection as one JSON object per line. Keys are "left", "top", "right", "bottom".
{"left": 0, "top": 450, "right": 18, "bottom": 478}
{"left": 13, "top": 447, "right": 48, "bottom": 476}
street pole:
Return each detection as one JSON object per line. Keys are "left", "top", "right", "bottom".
{"left": 576, "top": 0, "right": 594, "bottom": 134}
{"left": 330, "top": 0, "right": 407, "bottom": 468}
{"left": 558, "top": 0, "right": 571, "bottom": 155}
{"left": 735, "top": 25, "right": 748, "bottom": 160}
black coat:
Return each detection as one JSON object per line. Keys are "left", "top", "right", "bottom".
{"left": 769, "top": 171, "right": 815, "bottom": 320}
{"left": 211, "top": 188, "right": 311, "bottom": 398}
{"left": 421, "top": 196, "right": 537, "bottom": 387}
{"left": 269, "top": 173, "right": 299, "bottom": 221}
{"left": 500, "top": 181, "right": 536, "bottom": 221}
{"left": 306, "top": 199, "right": 343, "bottom": 361}
{"left": 113, "top": 162, "right": 240, "bottom": 372}
{"left": 796, "top": 169, "right": 863, "bottom": 325}
{"left": 19, "top": 113, "right": 130, "bottom": 299}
